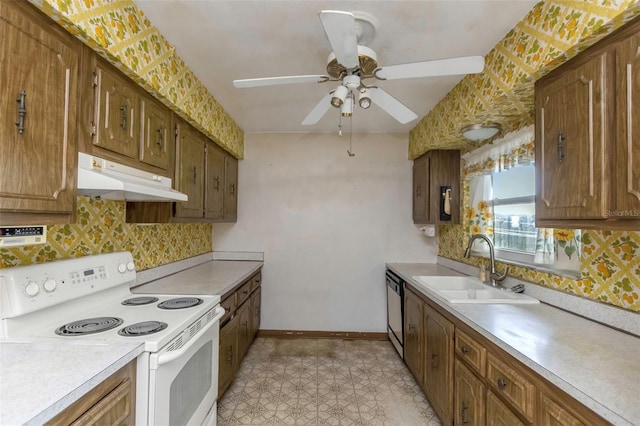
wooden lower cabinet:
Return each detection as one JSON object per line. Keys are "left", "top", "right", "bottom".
{"left": 454, "top": 359, "right": 485, "bottom": 425}
{"left": 424, "top": 304, "right": 454, "bottom": 425}
{"left": 218, "top": 315, "right": 239, "bottom": 397}
{"left": 404, "top": 287, "right": 424, "bottom": 384}
{"left": 402, "top": 284, "right": 608, "bottom": 426}
{"left": 46, "top": 360, "right": 136, "bottom": 426}
{"left": 217, "top": 270, "right": 262, "bottom": 399}
{"left": 486, "top": 390, "right": 525, "bottom": 426}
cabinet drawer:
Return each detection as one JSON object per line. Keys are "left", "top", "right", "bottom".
{"left": 455, "top": 328, "right": 486, "bottom": 376}
{"left": 486, "top": 390, "right": 526, "bottom": 426}
{"left": 487, "top": 353, "right": 535, "bottom": 422}
{"left": 236, "top": 280, "right": 252, "bottom": 307}
{"left": 220, "top": 295, "right": 234, "bottom": 325}
{"left": 251, "top": 271, "right": 262, "bottom": 291}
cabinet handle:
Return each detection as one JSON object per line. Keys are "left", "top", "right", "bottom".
{"left": 15, "top": 90, "right": 27, "bottom": 134}
{"left": 497, "top": 377, "right": 507, "bottom": 390}
{"left": 431, "top": 352, "right": 438, "bottom": 369}
{"left": 461, "top": 345, "right": 470, "bottom": 354}
{"left": 416, "top": 185, "right": 421, "bottom": 196}
{"left": 557, "top": 132, "right": 565, "bottom": 163}
{"left": 214, "top": 176, "right": 220, "bottom": 191}
{"left": 226, "top": 345, "right": 233, "bottom": 362}
{"left": 230, "top": 183, "right": 235, "bottom": 196}
{"left": 192, "top": 166, "right": 197, "bottom": 184}
{"left": 156, "top": 128, "right": 164, "bottom": 148}
{"left": 242, "top": 320, "right": 248, "bottom": 331}
{"left": 460, "top": 402, "right": 469, "bottom": 424}
{"left": 120, "top": 105, "right": 127, "bottom": 130}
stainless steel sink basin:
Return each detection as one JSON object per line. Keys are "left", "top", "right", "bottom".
{"left": 412, "top": 276, "right": 539, "bottom": 304}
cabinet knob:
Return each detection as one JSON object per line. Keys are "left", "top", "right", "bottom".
{"left": 461, "top": 345, "right": 470, "bottom": 354}
{"left": 497, "top": 377, "right": 507, "bottom": 390}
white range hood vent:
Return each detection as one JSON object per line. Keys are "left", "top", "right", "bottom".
{"left": 77, "top": 152, "right": 188, "bottom": 202}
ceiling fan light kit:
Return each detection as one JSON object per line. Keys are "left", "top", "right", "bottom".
{"left": 461, "top": 123, "right": 501, "bottom": 141}
{"left": 232, "top": 10, "right": 487, "bottom": 127}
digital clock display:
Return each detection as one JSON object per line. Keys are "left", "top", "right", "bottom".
{"left": 83, "top": 269, "right": 95, "bottom": 277}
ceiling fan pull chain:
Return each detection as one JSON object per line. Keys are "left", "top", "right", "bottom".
{"left": 347, "top": 111, "right": 355, "bottom": 157}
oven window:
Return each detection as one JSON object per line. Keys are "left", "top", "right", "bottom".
{"left": 170, "top": 341, "right": 213, "bottom": 426}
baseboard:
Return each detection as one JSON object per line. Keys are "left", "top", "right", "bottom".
{"left": 257, "top": 329, "right": 388, "bottom": 340}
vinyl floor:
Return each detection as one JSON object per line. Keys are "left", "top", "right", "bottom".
{"left": 217, "top": 337, "right": 442, "bottom": 425}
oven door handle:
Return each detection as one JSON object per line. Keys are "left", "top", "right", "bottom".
{"left": 156, "top": 306, "right": 225, "bottom": 366}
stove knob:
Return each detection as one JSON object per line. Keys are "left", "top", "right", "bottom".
{"left": 25, "top": 282, "right": 39, "bottom": 297}
{"left": 117, "top": 263, "right": 127, "bottom": 274}
{"left": 126, "top": 261, "right": 135, "bottom": 272}
{"left": 43, "top": 279, "right": 57, "bottom": 293}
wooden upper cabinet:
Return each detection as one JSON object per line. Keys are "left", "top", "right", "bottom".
{"left": 616, "top": 32, "right": 640, "bottom": 214}
{"left": 424, "top": 304, "right": 454, "bottom": 426}
{"left": 140, "top": 96, "right": 172, "bottom": 171}
{"left": 223, "top": 155, "right": 239, "bottom": 221}
{"left": 535, "top": 51, "right": 609, "bottom": 222}
{"left": 92, "top": 62, "right": 139, "bottom": 159}
{"left": 175, "top": 123, "right": 205, "bottom": 218}
{"left": 205, "top": 143, "right": 225, "bottom": 219}
{"left": 412, "top": 150, "right": 460, "bottom": 225}
{"left": 0, "top": 1, "right": 79, "bottom": 225}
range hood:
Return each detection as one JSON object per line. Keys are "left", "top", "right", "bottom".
{"left": 77, "top": 152, "right": 188, "bottom": 202}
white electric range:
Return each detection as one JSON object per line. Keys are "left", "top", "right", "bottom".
{"left": 0, "top": 251, "right": 224, "bottom": 425}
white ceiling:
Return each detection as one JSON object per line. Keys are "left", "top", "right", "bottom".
{"left": 135, "top": 1, "right": 538, "bottom": 135}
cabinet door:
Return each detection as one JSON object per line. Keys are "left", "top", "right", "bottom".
{"left": 204, "top": 143, "right": 225, "bottom": 219}
{"left": 0, "top": 2, "right": 78, "bottom": 220}
{"left": 140, "top": 96, "right": 171, "bottom": 171}
{"left": 535, "top": 52, "right": 609, "bottom": 221}
{"left": 486, "top": 391, "right": 525, "bottom": 426}
{"left": 218, "top": 316, "right": 238, "bottom": 398}
{"left": 616, "top": 33, "right": 640, "bottom": 214}
{"left": 236, "top": 299, "right": 252, "bottom": 360}
{"left": 92, "top": 63, "right": 139, "bottom": 159}
{"left": 413, "top": 155, "right": 429, "bottom": 223}
{"left": 424, "top": 304, "right": 454, "bottom": 425}
{"left": 455, "top": 359, "right": 485, "bottom": 426}
{"left": 175, "top": 124, "right": 205, "bottom": 218}
{"left": 250, "top": 287, "right": 261, "bottom": 339}
{"left": 224, "top": 154, "right": 238, "bottom": 220}
{"left": 403, "top": 288, "right": 423, "bottom": 384}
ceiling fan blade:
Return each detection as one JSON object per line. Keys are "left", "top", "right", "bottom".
{"left": 302, "top": 93, "right": 333, "bottom": 125}
{"left": 369, "top": 87, "right": 418, "bottom": 124}
{"left": 375, "top": 55, "right": 485, "bottom": 80}
{"left": 234, "top": 75, "right": 327, "bottom": 89}
{"left": 319, "top": 10, "right": 359, "bottom": 69}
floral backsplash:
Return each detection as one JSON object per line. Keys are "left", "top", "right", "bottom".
{"left": 0, "top": 197, "right": 212, "bottom": 271}
{"left": 409, "top": 1, "right": 640, "bottom": 158}
{"left": 31, "top": 0, "right": 244, "bottom": 159}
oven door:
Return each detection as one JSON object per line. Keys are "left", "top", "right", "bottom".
{"left": 148, "top": 306, "right": 225, "bottom": 426}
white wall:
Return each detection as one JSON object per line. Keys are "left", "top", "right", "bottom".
{"left": 213, "top": 133, "right": 437, "bottom": 332}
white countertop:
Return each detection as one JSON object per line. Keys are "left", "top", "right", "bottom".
{"left": 132, "top": 260, "right": 263, "bottom": 296}
{"left": 0, "top": 339, "right": 143, "bottom": 426}
{"left": 387, "top": 263, "right": 640, "bottom": 426}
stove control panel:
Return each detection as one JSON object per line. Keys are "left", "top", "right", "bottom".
{"left": 0, "top": 251, "right": 136, "bottom": 318}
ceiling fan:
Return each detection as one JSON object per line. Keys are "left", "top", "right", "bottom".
{"left": 233, "top": 10, "right": 485, "bottom": 125}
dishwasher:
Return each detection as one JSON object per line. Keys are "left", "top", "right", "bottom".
{"left": 386, "top": 269, "right": 404, "bottom": 358}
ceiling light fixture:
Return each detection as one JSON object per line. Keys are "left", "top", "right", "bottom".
{"left": 341, "top": 93, "right": 353, "bottom": 117}
{"left": 461, "top": 123, "right": 501, "bottom": 141}
{"left": 331, "top": 85, "right": 349, "bottom": 108}
{"left": 358, "top": 87, "right": 371, "bottom": 109}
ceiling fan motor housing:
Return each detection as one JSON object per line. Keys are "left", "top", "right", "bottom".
{"left": 326, "top": 45, "right": 378, "bottom": 78}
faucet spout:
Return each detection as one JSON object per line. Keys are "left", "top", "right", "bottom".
{"left": 464, "top": 234, "right": 509, "bottom": 287}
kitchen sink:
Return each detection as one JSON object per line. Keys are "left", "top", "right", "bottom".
{"left": 411, "top": 276, "right": 539, "bottom": 304}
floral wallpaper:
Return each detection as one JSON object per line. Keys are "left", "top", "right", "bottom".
{"left": 30, "top": 0, "right": 244, "bottom": 159}
{"left": 409, "top": 0, "right": 640, "bottom": 159}
{"left": 0, "top": 197, "right": 212, "bottom": 271}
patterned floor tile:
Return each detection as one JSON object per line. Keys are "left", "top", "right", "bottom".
{"left": 218, "top": 337, "right": 439, "bottom": 425}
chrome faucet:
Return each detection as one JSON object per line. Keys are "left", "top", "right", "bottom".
{"left": 464, "top": 234, "right": 509, "bottom": 287}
